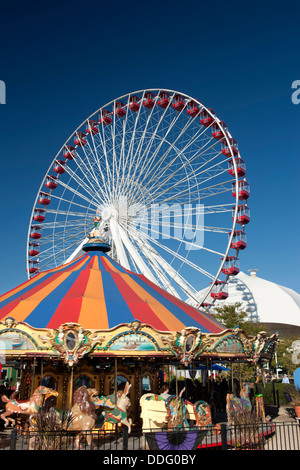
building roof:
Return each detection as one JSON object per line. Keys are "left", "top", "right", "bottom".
{"left": 0, "top": 250, "right": 224, "bottom": 333}
{"left": 206, "top": 270, "right": 300, "bottom": 328}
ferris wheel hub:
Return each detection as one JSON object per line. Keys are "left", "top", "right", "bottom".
{"left": 102, "top": 206, "right": 119, "bottom": 221}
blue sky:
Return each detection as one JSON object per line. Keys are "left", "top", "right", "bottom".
{"left": 0, "top": 0, "right": 299, "bottom": 296}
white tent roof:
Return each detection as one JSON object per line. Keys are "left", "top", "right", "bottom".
{"left": 193, "top": 270, "right": 300, "bottom": 328}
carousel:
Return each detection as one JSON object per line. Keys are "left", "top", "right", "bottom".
{"left": 0, "top": 236, "right": 277, "bottom": 433}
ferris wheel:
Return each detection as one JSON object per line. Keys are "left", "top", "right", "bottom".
{"left": 26, "top": 89, "right": 250, "bottom": 307}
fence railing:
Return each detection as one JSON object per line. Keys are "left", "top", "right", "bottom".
{"left": 1, "top": 421, "right": 300, "bottom": 451}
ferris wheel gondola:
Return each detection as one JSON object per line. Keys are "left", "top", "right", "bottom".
{"left": 26, "top": 89, "right": 250, "bottom": 307}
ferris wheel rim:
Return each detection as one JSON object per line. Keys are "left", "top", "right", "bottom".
{"left": 26, "top": 88, "right": 247, "bottom": 307}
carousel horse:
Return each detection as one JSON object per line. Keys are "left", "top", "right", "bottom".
{"left": 0, "top": 385, "right": 59, "bottom": 428}
{"left": 140, "top": 393, "right": 216, "bottom": 432}
{"left": 98, "top": 382, "right": 132, "bottom": 433}
{"left": 68, "top": 386, "right": 100, "bottom": 449}
{"left": 226, "top": 383, "right": 252, "bottom": 426}
{"left": 165, "top": 395, "right": 189, "bottom": 430}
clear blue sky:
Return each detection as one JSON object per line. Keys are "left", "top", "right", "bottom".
{"left": 0, "top": 0, "right": 299, "bottom": 296}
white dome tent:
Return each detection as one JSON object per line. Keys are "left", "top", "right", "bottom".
{"left": 190, "top": 270, "right": 300, "bottom": 336}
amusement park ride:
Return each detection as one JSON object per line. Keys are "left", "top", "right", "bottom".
{"left": 0, "top": 89, "right": 278, "bottom": 447}
{"left": 25, "top": 88, "right": 252, "bottom": 304}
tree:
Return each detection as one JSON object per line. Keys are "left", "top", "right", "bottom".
{"left": 210, "top": 302, "right": 269, "bottom": 385}
{"left": 211, "top": 302, "right": 265, "bottom": 336}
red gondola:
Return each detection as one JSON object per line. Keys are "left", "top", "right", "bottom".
{"left": 221, "top": 138, "right": 238, "bottom": 157}
{"left": 63, "top": 145, "right": 76, "bottom": 160}
{"left": 74, "top": 132, "right": 87, "bottom": 146}
{"left": 172, "top": 94, "right": 185, "bottom": 111}
{"left": 143, "top": 92, "right": 156, "bottom": 109}
{"left": 38, "top": 192, "right": 51, "bottom": 206}
{"left": 128, "top": 95, "right": 140, "bottom": 112}
{"left": 33, "top": 209, "right": 46, "bottom": 222}
{"left": 200, "top": 108, "right": 215, "bottom": 126}
{"left": 86, "top": 120, "right": 99, "bottom": 135}
{"left": 233, "top": 205, "right": 250, "bottom": 225}
{"left": 232, "top": 180, "right": 250, "bottom": 200}
{"left": 29, "top": 260, "right": 39, "bottom": 274}
{"left": 53, "top": 160, "right": 66, "bottom": 174}
{"left": 221, "top": 256, "right": 240, "bottom": 276}
{"left": 228, "top": 157, "right": 246, "bottom": 177}
{"left": 187, "top": 100, "right": 200, "bottom": 117}
{"left": 28, "top": 243, "right": 39, "bottom": 257}
{"left": 99, "top": 109, "right": 112, "bottom": 125}
{"left": 230, "top": 231, "right": 247, "bottom": 250}
{"left": 157, "top": 91, "right": 170, "bottom": 109}
{"left": 210, "top": 281, "right": 228, "bottom": 300}
{"left": 211, "top": 121, "right": 228, "bottom": 140}
{"left": 115, "top": 101, "right": 126, "bottom": 117}
{"left": 30, "top": 226, "right": 42, "bottom": 239}
{"left": 45, "top": 175, "right": 58, "bottom": 189}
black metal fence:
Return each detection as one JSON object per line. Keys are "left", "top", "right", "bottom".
{"left": 1, "top": 421, "right": 300, "bottom": 451}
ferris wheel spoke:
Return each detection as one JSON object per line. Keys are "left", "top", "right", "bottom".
{"left": 127, "top": 92, "right": 183, "bottom": 191}
{"left": 45, "top": 209, "right": 95, "bottom": 218}
{"left": 171, "top": 154, "right": 230, "bottom": 192}
{"left": 141, "top": 139, "right": 222, "bottom": 204}
{"left": 119, "top": 92, "right": 165, "bottom": 200}
{"left": 123, "top": 220, "right": 217, "bottom": 280}
{"left": 152, "top": 168, "right": 229, "bottom": 204}
{"left": 138, "top": 121, "right": 219, "bottom": 196}
{"left": 47, "top": 193, "right": 99, "bottom": 213}
{"left": 114, "top": 101, "right": 136, "bottom": 198}
{"left": 37, "top": 223, "right": 89, "bottom": 242}
{"left": 76, "top": 138, "right": 113, "bottom": 202}
{"left": 38, "top": 232, "right": 88, "bottom": 271}
{"left": 88, "top": 124, "right": 115, "bottom": 201}
{"left": 50, "top": 177, "right": 101, "bottom": 207}
{"left": 125, "top": 223, "right": 210, "bottom": 302}
{"left": 63, "top": 157, "right": 110, "bottom": 205}
{"left": 136, "top": 105, "right": 207, "bottom": 192}
{"left": 129, "top": 217, "right": 225, "bottom": 256}
{"left": 122, "top": 100, "right": 160, "bottom": 199}
{"left": 112, "top": 219, "right": 157, "bottom": 283}
{"left": 127, "top": 231, "right": 181, "bottom": 297}
{"left": 109, "top": 218, "right": 130, "bottom": 270}
{"left": 39, "top": 221, "right": 90, "bottom": 231}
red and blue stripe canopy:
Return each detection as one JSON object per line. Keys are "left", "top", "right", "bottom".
{"left": 0, "top": 251, "right": 224, "bottom": 333}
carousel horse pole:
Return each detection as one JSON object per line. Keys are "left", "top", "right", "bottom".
{"left": 254, "top": 375, "right": 266, "bottom": 423}
{"left": 68, "top": 386, "right": 100, "bottom": 450}
{"left": 226, "top": 382, "right": 252, "bottom": 426}
{"left": 99, "top": 382, "right": 132, "bottom": 433}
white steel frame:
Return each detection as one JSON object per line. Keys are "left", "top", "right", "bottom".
{"left": 26, "top": 89, "right": 247, "bottom": 306}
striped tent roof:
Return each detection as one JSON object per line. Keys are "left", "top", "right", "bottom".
{"left": 0, "top": 250, "right": 224, "bottom": 333}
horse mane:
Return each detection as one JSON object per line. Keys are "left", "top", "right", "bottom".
{"left": 72, "top": 386, "right": 95, "bottom": 414}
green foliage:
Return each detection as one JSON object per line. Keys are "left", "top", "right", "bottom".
{"left": 212, "top": 302, "right": 248, "bottom": 329}
{"left": 211, "top": 302, "right": 267, "bottom": 337}
{"left": 273, "top": 336, "right": 299, "bottom": 375}
{"left": 258, "top": 382, "right": 295, "bottom": 406}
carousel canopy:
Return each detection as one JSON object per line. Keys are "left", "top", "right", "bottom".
{"left": 0, "top": 249, "right": 224, "bottom": 334}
